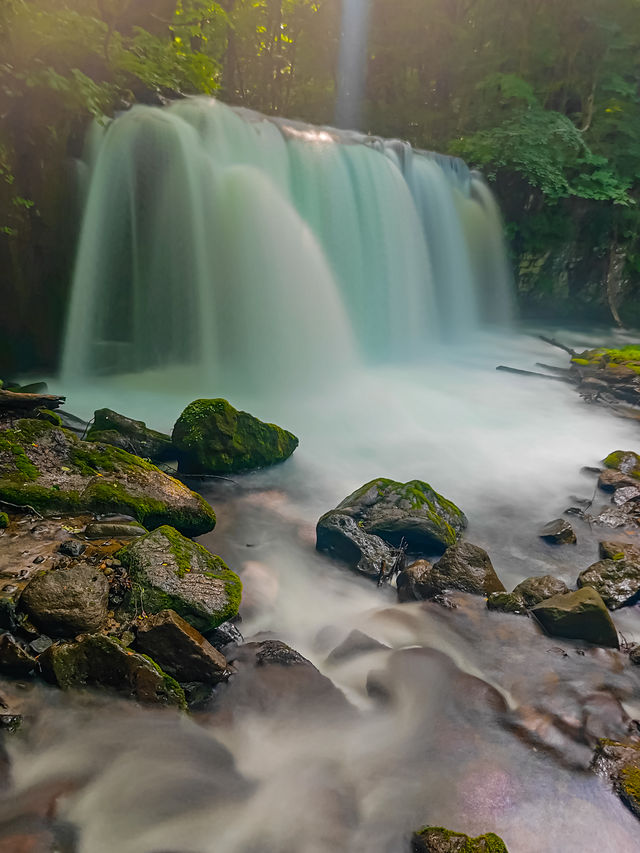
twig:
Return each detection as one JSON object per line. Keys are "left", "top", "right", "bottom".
{"left": 496, "top": 365, "right": 574, "bottom": 383}
{"left": 538, "top": 335, "right": 578, "bottom": 358}
{"left": 0, "top": 499, "right": 44, "bottom": 518}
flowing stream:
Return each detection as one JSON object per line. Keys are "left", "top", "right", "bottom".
{"left": 3, "top": 100, "right": 640, "bottom": 852}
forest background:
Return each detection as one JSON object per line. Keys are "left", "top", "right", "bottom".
{"left": 2, "top": 0, "right": 640, "bottom": 371}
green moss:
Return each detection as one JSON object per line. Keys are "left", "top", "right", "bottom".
{"left": 603, "top": 450, "right": 640, "bottom": 480}
{"left": 0, "top": 512, "right": 8, "bottom": 528}
{"left": 571, "top": 357, "right": 590, "bottom": 365}
{"left": 413, "top": 826, "right": 508, "bottom": 852}
{"left": 37, "top": 409, "right": 63, "bottom": 426}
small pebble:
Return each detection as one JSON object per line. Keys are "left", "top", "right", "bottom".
{"left": 33, "top": 555, "right": 45, "bottom": 564}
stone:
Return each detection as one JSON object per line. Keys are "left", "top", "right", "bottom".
{"left": 629, "top": 646, "right": 640, "bottom": 665}
{"left": 598, "top": 469, "right": 638, "bottom": 492}
{"left": 0, "top": 580, "right": 26, "bottom": 631}
{"left": 172, "top": 398, "right": 298, "bottom": 474}
{"left": 86, "top": 408, "right": 174, "bottom": 461}
{"left": 0, "top": 633, "right": 36, "bottom": 676}
{"left": 540, "top": 519, "right": 577, "bottom": 545}
{"left": 136, "top": 610, "right": 229, "bottom": 684}
{"left": 207, "top": 620, "right": 243, "bottom": 650}
{"left": 59, "top": 539, "right": 86, "bottom": 557}
{"left": 39, "top": 634, "right": 186, "bottom": 708}
{"left": 531, "top": 588, "right": 619, "bottom": 648}
{"left": 512, "top": 574, "right": 570, "bottom": 607}
{"left": 603, "top": 450, "right": 640, "bottom": 479}
{"left": 486, "top": 591, "right": 527, "bottom": 614}
{"left": 326, "top": 630, "right": 390, "bottom": 664}
{"left": 118, "top": 526, "right": 242, "bottom": 632}
{"left": 591, "top": 739, "right": 640, "bottom": 821}
{"left": 426, "top": 542, "right": 505, "bottom": 597}
{"left": 20, "top": 564, "right": 109, "bottom": 637}
{"left": 315, "top": 512, "right": 401, "bottom": 579}
{"left": 28, "top": 636, "right": 52, "bottom": 655}
{"left": 0, "top": 419, "right": 216, "bottom": 536}
{"left": 84, "top": 520, "right": 148, "bottom": 539}
{"left": 578, "top": 560, "right": 640, "bottom": 609}
{"left": 613, "top": 485, "right": 640, "bottom": 506}
{"left": 397, "top": 560, "right": 434, "bottom": 602}
{"left": 599, "top": 540, "right": 640, "bottom": 563}
{"left": 317, "top": 478, "right": 467, "bottom": 554}
{"left": 411, "top": 826, "right": 509, "bottom": 852}
{"left": 0, "top": 513, "right": 7, "bottom": 530}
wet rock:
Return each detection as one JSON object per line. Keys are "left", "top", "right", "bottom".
{"left": 397, "top": 560, "right": 434, "bottom": 602}
{"left": 20, "top": 564, "right": 109, "bottom": 637}
{"left": 598, "top": 469, "right": 638, "bottom": 492}
{"left": 206, "top": 620, "right": 243, "bottom": 651}
{"left": 136, "top": 610, "right": 229, "bottom": 684}
{"left": 613, "top": 485, "right": 640, "bottom": 507}
{"left": 316, "top": 512, "right": 400, "bottom": 579}
{"left": 326, "top": 630, "right": 390, "bottom": 664}
{"left": 592, "top": 505, "right": 634, "bottom": 528}
{"left": 0, "top": 633, "right": 36, "bottom": 675}
{"left": 427, "top": 542, "right": 505, "bottom": 597}
{"left": 411, "top": 826, "right": 508, "bottom": 852}
{"left": 600, "top": 540, "right": 640, "bottom": 563}
{"left": 318, "top": 478, "right": 467, "bottom": 554}
{"left": 0, "top": 419, "right": 216, "bottom": 536}
{"left": 58, "top": 540, "right": 86, "bottom": 558}
{"left": 512, "top": 574, "right": 570, "bottom": 607}
{"left": 118, "top": 526, "right": 242, "bottom": 632}
{"left": 592, "top": 739, "right": 640, "bottom": 821}
{"left": 84, "top": 520, "right": 147, "bottom": 539}
{"left": 28, "top": 636, "right": 52, "bottom": 656}
{"left": 39, "top": 634, "right": 186, "bottom": 708}
{"left": 540, "top": 518, "right": 577, "bottom": 545}
{"left": 486, "top": 591, "right": 527, "bottom": 614}
{"left": 603, "top": 450, "right": 640, "bottom": 479}
{"left": 86, "top": 408, "right": 174, "bottom": 461}
{"left": 172, "top": 398, "right": 298, "bottom": 474}
{"left": 0, "top": 580, "right": 26, "bottom": 631}
{"left": 578, "top": 559, "right": 640, "bottom": 609}
{"left": 0, "top": 513, "right": 7, "bottom": 529}
{"left": 531, "top": 588, "right": 619, "bottom": 649}
{"left": 630, "top": 646, "right": 640, "bottom": 665}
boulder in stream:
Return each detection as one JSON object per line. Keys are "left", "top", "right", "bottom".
{"left": 86, "top": 408, "right": 174, "bottom": 461}
{"left": 172, "top": 398, "right": 298, "bottom": 474}
{"left": 592, "top": 739, "right": 640, "bottom": 821}
{"left": 317, "top": 478, "right": 466, "bottom": 554}
{"left": 411, "top": 826, "right": 509, "bottom": 852}
{"left": 427, "top": 542, "right": 505, "bottom": 597}
{"left": 540, "top": 518, "right": 577, "bottom": 545}
{"left": 531, "top": 588, "right": 619, "bottom": 648}
{"left": 316, "top": 512, "right": 401, "bottom": 579}
{"left": 20, "top": 563, "right": 110, "bottom": 637}
{"left": 603, "top": 450, "right": 640, "bottom": 479}
{"left": 488, "top": 575, "right": 569, "bottom": 615}
{"left": 598, "top": 469, "right": 638, "bottom": 492}
{"left": 0, "top": 419, "right": 216, "bottom": 536}
{"left": 118, "top": 525, "right": 242, "bottom": 632}
{"left": 578, "top": 559, "right": 640, "bottom": 609}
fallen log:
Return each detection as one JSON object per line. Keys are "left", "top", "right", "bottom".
{"left": 496, "top": 365, "right": 575, "bottom": 383}
{"left": 538, "top": 335, "right": 578, "bottom": 358}
{"left": 0, "top": 389, "right": 65, "bottom": 411}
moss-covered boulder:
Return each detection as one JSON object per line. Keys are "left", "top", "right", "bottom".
{"left": 20, "top": 563, "right": 109, "bottom": 637}
{"left": 118, "top": 526, "right": 242, "bottom": 632}
{"left": 172, "top": 398, "right": 298, "bottom": 474}
{"left": 0, "top": 512, "right": 8, "bottom": 529}
{"left": 604, "top": 451, "right": 640, "bottom": 480}
{"left": 86, "top": 408, "right": 174, "bottom": 461}
{"left": 317, "top": 478, "right": 466, "bottom": 555}
{"left": 531, "top": 587, "right": 619, "bottom": 648}
{"left": 578, "top": 560, "right": 640, "bottom": 609}
{"left": 487, "top": 575, "right": 569, "bottom": 615}
{"left": 0, "top": 419, "right": 215, "bottom": 536}
{"left": 39, "top": 634, "right": 186, "bottom": 708}
{"left": 411, "top": 826, "right": 508, "bottom": 852}
{"left": 486, "top": 591, "right": 528, "bottom": 614}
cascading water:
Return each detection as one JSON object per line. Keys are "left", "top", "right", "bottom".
{"left": 61, "top": 97, "right": 513, "bottom": 392}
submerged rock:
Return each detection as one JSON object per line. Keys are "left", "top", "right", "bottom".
{"left": 598, "top": 469, "right": 638, "bottom": 492}
{"left": 316, "top": 512, "right": 401, "bottom": 579}
{"left": 578, "top": 560, "right": 640, "bottom": 609}
{"left": 118, "top": 526, "right": 242, "bottom": 632}
{"left": 540, "top": 519, "right": 577, "bottom": 545}
{"left": 0, "top": 419, "right": 216, "bottom": 536}
{"left": 592, "top": 739, "right": 640, "bottom": 821}
{"left": 326, "top": 630, "right": 390, "bottom": 664}
{"left": 317, "top": 478, "right": 466, "bottom": 554}
{"left": 84, "top": 520, "right": 148, "bottom": 539}
{"left": 486, "top": 591, "right": 528, "bottom": 614}
{"left": 531, "top": 588, "right": 619, "bottom": 648}
{"left": 513, "top": 574, "right": 570, "bottom": 607}
{"left": 172, "top": 398, "right": 298, "bottom": 474}
{"left": 20, "top": 564, "right": 109, "bottom": 637}
{"left": 39, "top": 634, "right": 186, "bottom": 707}
{"left": 411, "top": 826, "right": 508, "bottom": 852}
{"left": 604, "top": 451, "right": 640, "bottom": 480}
{"left": 86, "top": 408, "right": 174, "bottom": 461}
{"left": 136, "top": 610, "right": 229, "bottom": 684}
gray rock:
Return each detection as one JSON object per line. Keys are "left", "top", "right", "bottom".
{"left": 29, "top": 635, "right": 52, "bottom": 655}
{"left": 397, "top": 560, "right": 434, "bottom": 602}
{"left": 86, "top": 408, "right": 174, "bottom": 461}
{"left": 84, "top": 520, "right": 148, "bottom": 539}
{"left": 486, "top": 591, "right": 528, "bottom": 614}
{"left": 531, "top": 588, "right": 619, "bottom": 648}
{"left": 578, "top": 559, "right": 640, "bottom": 609}
{"left": 136, "top": 610, "right": 229, "bottom": 684}
{"left": 118, "top": 526, "right": 242, "bottom": 632}
{"left": 613, "top": 486, "right": 640, "bottom": 507}
{"left": 0, "top": 633, "right": 36, "bottom": 675}
{"left": 427, "top": 542, "right": 505, "bottom": 597}
{"left": 540, "top": 519, "right": 577, "bottom": 545}
{"left": 318, "top": 478, "right": 467, "bottom": 555}
{"left": 59, "top": 539, "right": 86, "bottom": 558}
{"left": 20, "top": 564, "right": 109, "bottom": 637}
{"left": 316, "top": 512, "right": 401, "bottom": 579}
{"left": 598, "top": 469, "right": 638, "bottom": 492}
{"left": 513, "top": 574, "right": 570, "bottom": 607}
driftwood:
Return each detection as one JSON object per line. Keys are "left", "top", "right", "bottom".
{"left": 538, "top": 335, "right": 578, "bottom": 358}
{"left": 0, "top": 389, "right": 65, "bottom": 411}
{"left": 496, "top": 365, "right": 574, "bottom": 383}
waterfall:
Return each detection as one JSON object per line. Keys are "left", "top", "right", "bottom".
{"left": 61, "top": 97, "right": 513, "bottom": 392}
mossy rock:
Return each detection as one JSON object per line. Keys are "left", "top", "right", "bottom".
{"left": 172, "top": 398, "right": 298, "bottom": 474}
{"left": 118, "top": 526, "right": 242, "bottom": 632}
{"left": 0, "top": 419, "right": 215, "bottom": 536}
{"left": 411, "top": 826, "right": 509, "bottom": 852}
{"left": 0, "top": 512, "right": 8, "bottom": 529}
{"left": 486, "top": 591, "right": 527, "bottom": 614}
{"left": 571, "top": 346, "right": 640, "bottom": 376}
{"left": 319, "top": 478, "right": 466, "bottom": 553}
{"left": 603, "top": 451, "right": 640, "bottom": 480}
{"left": 531, "top": 587, "right": 619, "bottom": 648}
{"left": 39, "top": 634, "right": 186, "bottom": 708}
{"left": 578, "top": 559, "right": 640, "bottom": 610}
{"left": 86, "top": 408, "right": 174, "bottom": 461}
